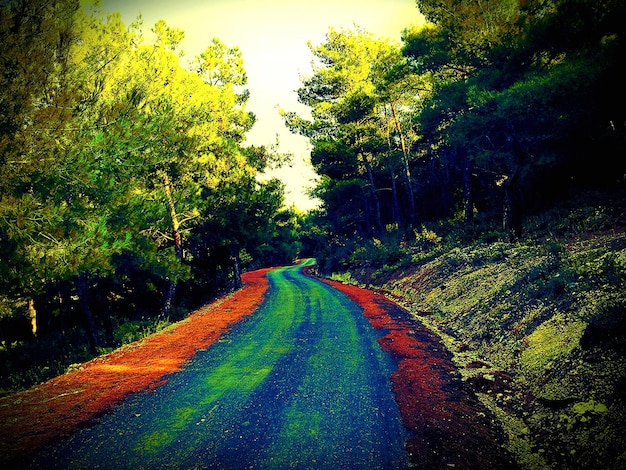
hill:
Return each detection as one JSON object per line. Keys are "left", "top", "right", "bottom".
{"left": 328, "top": 195, "right": 626, "bottom": 469}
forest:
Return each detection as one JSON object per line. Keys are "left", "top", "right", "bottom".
{"left": 0, "top": 0, "right": 303, "bottom": 389}
{"left": 287, "top": 0, "right": 625, "bottom": 272}
{"left": 1, "top": 0, "right": 624, "bottom": 397}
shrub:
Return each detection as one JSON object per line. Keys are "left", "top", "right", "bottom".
{"left": 413, "top": 225, "right": 442, "bottom": 250}
{"left": 112, "top": 317, "right": 173, "bottom": 346}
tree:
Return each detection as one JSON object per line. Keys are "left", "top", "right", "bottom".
{"left": 283, "top": 27, "right": 414, "bottom": 236}
{"left": 99, "top": 22, "right": 258, "bottom": 313}
{"left": 0, "top": 0, "right": 137, "bottom": 346}
{"left": 0, "top": 1, "right": 287, "bottom": 349}
{"left": 403, "top": 0, "right": 625, "bottom": 238}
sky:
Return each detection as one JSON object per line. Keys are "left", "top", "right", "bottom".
{"left": 101, "top": 0, "right": 426, "bottom": 210}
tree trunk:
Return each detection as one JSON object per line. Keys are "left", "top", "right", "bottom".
{"left": 360, "top": 152, "right": 383, "bottom": 235}
{"left": 390, "top": 166, "right": 401, "bottom": 227}
{"left": 27, "top": 299, "right": 37, "bottom": 337}
{"left": 230, "top": 244, "right": 243, "bottom": 289}
{"left": 390, "top": 102, "right": 416, "bottom": 227}
{"left": 159, "top": 169, "right": 183, "bottom": 314}
{"left": 160, "top": 169, "right": 183, "bottom": 262}
{"left": 503, "top": 136, "right": 525, "bottom": 240}
{"left": 162, "top": 282, "right": 177, "bottom": 316}
{"left": 385, "top": 118, "right": 401, "bottom": 228}
{"left": 363, "top": 187, "right": 372, "bottom": 237}
{"left": 502, "top": 178, "right": 522, "bottom": 240}
{"left": 463, "top": 152, "right": 474, "bottom": 223}
{"left": 76, "top": 273, "right": 99, "bottom": 349}
{"left": 58, "top": 282, "right": 72, "bottom": 335}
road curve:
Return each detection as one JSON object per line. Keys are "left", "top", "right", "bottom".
{"left": 27, "top": 260, "right": 409, "bottom": 469}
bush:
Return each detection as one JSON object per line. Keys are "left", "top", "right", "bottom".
{"left": 112, "top": 317, "right": 173, "bottom": 346}
{"left": 413, "top": 225, "right": 442, "bottom": 250}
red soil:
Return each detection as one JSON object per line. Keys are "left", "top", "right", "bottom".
{"left": 317, "top": 276, "right": 517, "bottom": 469}
{"left": 0, "top": 268, "right": 272, "bottom": 466}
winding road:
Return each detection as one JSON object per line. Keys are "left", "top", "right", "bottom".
{"left": 28, "top": 260, "right": 410, "bottom": 469}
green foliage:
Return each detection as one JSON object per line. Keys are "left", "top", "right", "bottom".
{"left": 0, "top": 0, "right": 297, "bottom": 387}
{"left": 296, "top": 0, "right": 625, "bottom": 272}
{"left": 572, "top": 400, "right": 608, "bottom": 417}
{"left": 520, "top": 314, "right": 586, "bottom": 375}
{"left": 413, "top": 225, "right": 442, "bottom": 251}
{"left": 284, "top": 26, "right": 427, "bottom": 235}
{"left": 112, "top": 317, "right": 172, "bottom": 346}
{"left": 350, "top": 236, "right": 403, "bottom": 269}
{"left": 0, "top": 327, "right": 95, "bottom": 397}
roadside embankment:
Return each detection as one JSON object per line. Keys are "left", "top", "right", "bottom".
{"left": 314, "top": 269, "right": 518, "bottom": 469}
{"left": 332, "top": 230, "right": 626, "bottom": 470}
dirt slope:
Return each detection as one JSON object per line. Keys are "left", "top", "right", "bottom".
{"left": 342, "top": 229, "right": 626, "bottom": 470}
{"left": 318, "top": 272, "right": 517, "bottom": 469}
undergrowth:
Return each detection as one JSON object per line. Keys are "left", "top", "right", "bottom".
{"left": 0, "top": 314, "right": 177, "bottom": 397}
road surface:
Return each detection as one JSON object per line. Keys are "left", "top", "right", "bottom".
{"left": 28, "top": 260, "right": 409, "bottom": 469}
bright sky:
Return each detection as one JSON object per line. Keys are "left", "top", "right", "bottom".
{"left": 101, "top": 0, "right": 425, "bottom": 210}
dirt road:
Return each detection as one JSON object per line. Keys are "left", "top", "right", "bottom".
{"left": 26, "top": 260, "right": 409, "bottom": 469}
{"left": 5, "top": 260, "right": 515, "bottom": 469}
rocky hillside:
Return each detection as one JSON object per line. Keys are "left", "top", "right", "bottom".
{"left": 335, "top": 224, "right": 626, "bottom": 469}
